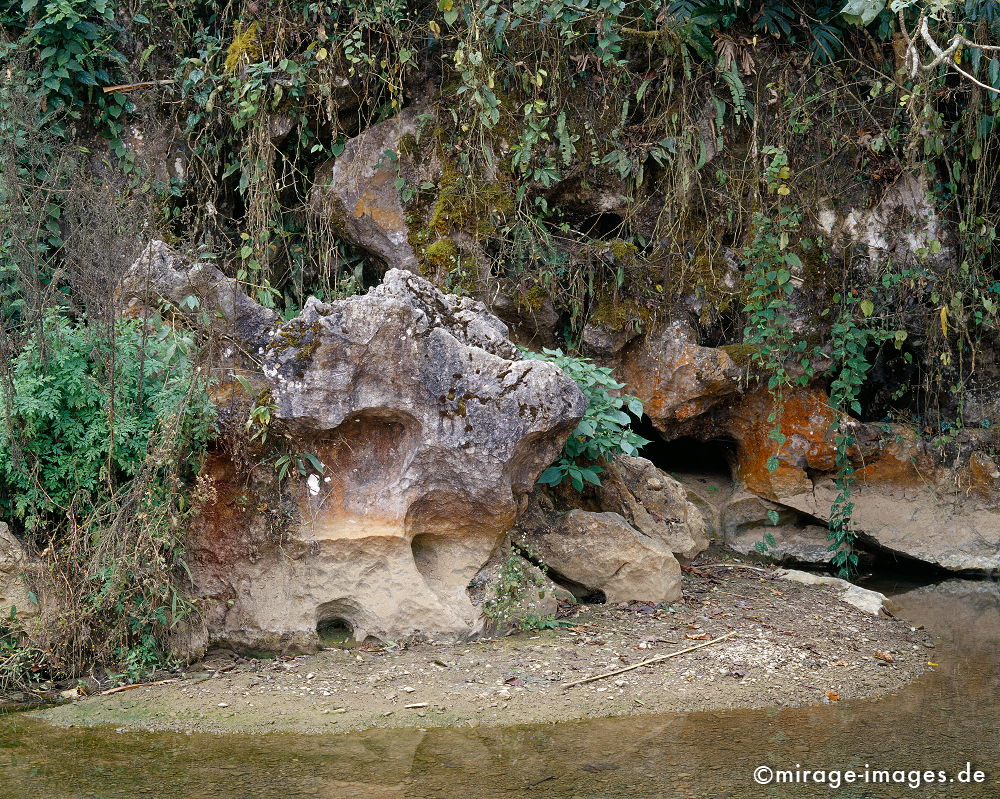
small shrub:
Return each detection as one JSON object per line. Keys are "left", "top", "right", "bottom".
{"left": 522, "top": 347, "right": 649, "bottom": 491}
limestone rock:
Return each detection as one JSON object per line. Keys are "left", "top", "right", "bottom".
{"left": 489, "top": 290, "right": 562, "bottom": 350}
{"left": 615, "top": 320, "right": 743, "bottom": 437}
{"left": 516, "top": 504, "right": 682, "bottom": 605}
{"left": 470, "top": 551, "right": 573, "bottom": 633}
{"left": 593, "top": 455, "right": 708, "bottom": 563}
{"left": 0, "top": 524, "right": 37, "bottom": 621}
{"left": 309, "top": 107, "right": 430, "bottom": 272}
{"left": 720, "top": 491, "right": 848, "bottom": 566}
{"left": 718, "top": 386, "right": 875, "bottom": 501}
{"left": 783, "top": 480, "right": 1000, "bottom": 573}
{"left": 165, "top": 265, "right": 586, "bottom": 652}
{"left": 774, "top": 569, "right": 893, "bottom": 616}
{"left": 122, "top": 240, "right": 277, "bottom": 343}
{"left": 817, "top": 172, "right": 954, "bottom": 275}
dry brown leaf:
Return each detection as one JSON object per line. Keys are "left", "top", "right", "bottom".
{"left": 874, "top": 651, "right": 895, "bottom": 663}
{"left": 825, "top": 689, "right": 841, "bottom": 702}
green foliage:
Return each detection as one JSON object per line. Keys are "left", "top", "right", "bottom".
{"left": 523, "top": 347, "right": 648, "bottom": 491}
{"left": 741, "top": 156, "right": 804, "bottom": 476}
{"left": 1, "top": 0, "right": 130, "bottom": 145}
{"left": 0, "top": 313, "right": 215, "bottom": 532}
{"left": 233, "top": 375, "right": 323, "bottom": 482}
{"left": 481, "top": 546, "right": 568, "bottom": 632}
{"left": 668, "top": 0, "right": 851, "bottom": 65}
{"left": 0, "top": 312, "right": 216, "bottom": 684}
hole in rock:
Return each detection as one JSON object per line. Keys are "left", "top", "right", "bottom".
{"left": 545, "top": 569, "right": 608, "bottom": 605}
{"left": 410, "top": 532, "right": 436, "bottom": 575}
{"left": 856, "top": 340, "right": 921, "bottom": 422}
{"left": 317, "top": 617, "right": 354, "bottom": 647}
{"left": 579, "top": 212, "right": 625, "bottom": 240}
{"left": 647, "top": 435, "right": 735, "bottom": 477}
{"left": 631, "top": 415, "right": 735, "bottom": 479}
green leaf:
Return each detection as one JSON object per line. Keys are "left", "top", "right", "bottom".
{"left": 537, "top": 466, "right": 564, "bottom": 485}
{"left": 840, "top": 0, "right": 884, "bottom": 26}
{"left": 860, "top": 298, "right": 874, "bottom": 317}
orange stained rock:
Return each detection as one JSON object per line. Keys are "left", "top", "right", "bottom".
{"left": 723, "top": 386, "right": 856, "bottom": 500}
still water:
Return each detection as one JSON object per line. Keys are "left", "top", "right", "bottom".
{"left": 0, "top": 579, "right": 997, "bottom": 798}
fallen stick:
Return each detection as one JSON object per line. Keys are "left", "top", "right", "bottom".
{"left": 561, "top": 630, "right": 737, "bottom": 689}
{"left": 100, "top": 678, "right": 178, "bottom": 696}
{"left": 103, "top": 79, "right": 175, "bottom": 93}
{"left": 696, "top": 563, "right": 771, "bottom": 572}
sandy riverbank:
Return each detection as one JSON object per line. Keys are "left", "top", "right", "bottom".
{"left": 30, "top": 564, "right": 933, "bottom": 735}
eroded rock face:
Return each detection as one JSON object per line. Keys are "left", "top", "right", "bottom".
{"left": 615, "top": 320, "right": 743, "bottom": 437}
{"left": 719, "top": 402, "right": 1000, "bottom": 572}
{"left": 718, "top": 385, "right": 874, "bottom": 501}
{"left": 593, "top": 455, "right": 708, "bottom": 563}
{"left": 129, "top": 246, "right": 586, "bottom": 652}
{"left": 783, "top": 481, "right": 1000, "bottom": 573}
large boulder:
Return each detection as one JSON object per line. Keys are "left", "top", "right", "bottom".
{"left": 720, "top": 411, "right": 1000, "bottom": 572}
{"left": 127, "top": 246, "right": 587, "bottom": 652}
{"left": 514, "top": 493, "right": 682, "bottom": 605}
{"left": 592, "top": 455, "right": 708, "bottom": 563}
{"left": 783, "top": 481, "right": 1000, "bottom": 573}
{"left": 777, "top": 426, "right": 1000, "bottom": 573}
{"left": 615, "top": 320, "right": 743, "bottom": 437}
{"left": 309, "top": 107, "right": 429, "bottom": 272}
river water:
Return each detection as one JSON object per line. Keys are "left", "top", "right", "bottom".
{"left": 0, "top": 578, "right": 996, "bottom": 798}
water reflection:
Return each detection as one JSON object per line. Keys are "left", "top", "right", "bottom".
{"left": 0, "top": 579, "right": 996, "bottom": 799}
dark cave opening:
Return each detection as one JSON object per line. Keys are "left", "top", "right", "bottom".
{"left": 632, "top": 415, "right": 735, "bottom": 478}
{"left": 579, "top": 212, "right": 626, "bottom": 240}
{"left": 316, "top": 616, "right": 354, "bottom": 646}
